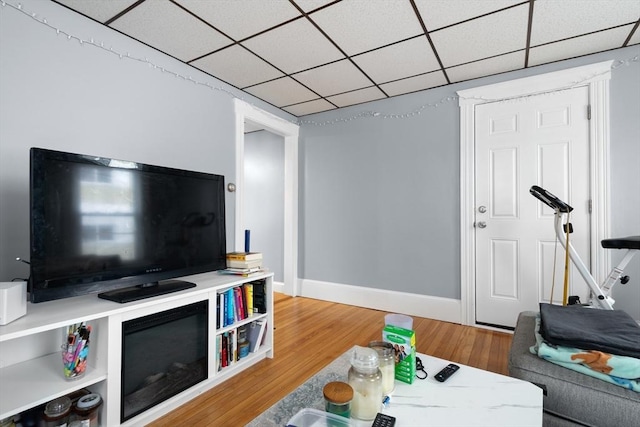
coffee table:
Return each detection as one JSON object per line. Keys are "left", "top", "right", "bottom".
{"left": 247, "top": 346, "right": 543, "bottom": 427}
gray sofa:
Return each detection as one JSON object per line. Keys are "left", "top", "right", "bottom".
{"left": 508, "top": 311, "right": 640, "bottom": 427}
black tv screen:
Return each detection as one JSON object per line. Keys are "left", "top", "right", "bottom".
{"left": 29, "top": 148, "right": 226, "bottom": 303}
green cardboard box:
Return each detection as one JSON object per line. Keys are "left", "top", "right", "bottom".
{"left": 382, "top": 324, "right": 416, "bottom": 384}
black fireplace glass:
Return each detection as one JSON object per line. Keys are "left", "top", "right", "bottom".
{"left": 121, "top": 300, "right": 208, "bottom": 422}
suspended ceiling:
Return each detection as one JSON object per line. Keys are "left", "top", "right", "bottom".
{"left": 53, "top": 0, "right": 640, "bottom": 117}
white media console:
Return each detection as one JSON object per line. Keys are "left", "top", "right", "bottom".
{"left": 0, "top": 271, "right": 274, "bottom": 426}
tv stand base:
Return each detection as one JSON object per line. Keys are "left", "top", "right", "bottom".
{"left": 98, "top": 280, "right": 196, "bottom": 303}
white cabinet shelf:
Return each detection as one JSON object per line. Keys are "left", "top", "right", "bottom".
{"left": 216, "top": 312, "right": 267, "bottom": 335}
{"left": 0, "top": 353, "right": 107, "bottom": 419}
{"left": 0, "top": 271, "right": 274, "bottom": 425}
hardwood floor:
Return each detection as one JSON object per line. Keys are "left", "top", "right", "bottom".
{"left": 149, "top": 293, "right": 513, "bottom": 426}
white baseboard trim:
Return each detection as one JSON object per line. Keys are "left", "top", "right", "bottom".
{"left": 298, "top": 279, "right": 462, "bottom": 324}
{"left": 273, "top": 280, "right": 285, "bottom": 294}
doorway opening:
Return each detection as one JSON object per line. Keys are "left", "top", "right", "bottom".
{"left": 233, "top": 100, "right": 300, "bottom": 296}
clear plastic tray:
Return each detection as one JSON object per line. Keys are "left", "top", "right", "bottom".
{"left": 286, "top": 408, "right": 353, "bottom": 427}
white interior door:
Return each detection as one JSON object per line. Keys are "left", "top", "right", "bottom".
{"left": 475, "top": 86, "right": 591, "bottom": 328}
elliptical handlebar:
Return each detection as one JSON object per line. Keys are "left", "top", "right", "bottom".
{"left": 530, "top": 185, "right": 573, "bottom": 213}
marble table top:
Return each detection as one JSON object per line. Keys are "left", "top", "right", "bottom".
{"left": 247, "top": 346, "right": 542, "bottom": 427}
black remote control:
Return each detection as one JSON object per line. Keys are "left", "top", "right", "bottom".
{"left": 434, "top": 363, "right": 460, "bottom": 382}
{"left": 371, "top": 412, "right": 396, "bottom": 427}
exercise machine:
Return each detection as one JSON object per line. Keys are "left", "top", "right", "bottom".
{"left": 530, "top": 185, "right": 639, "bottom": 309}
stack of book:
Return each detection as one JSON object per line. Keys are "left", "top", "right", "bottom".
{"left": 220, "top": 252, "right": 264, "bottom": 277}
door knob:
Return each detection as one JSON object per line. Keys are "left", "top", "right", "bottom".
{"left": 476, "top": 221, "right": 487, "bottom": 229}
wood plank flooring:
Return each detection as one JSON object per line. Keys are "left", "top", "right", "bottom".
{"left": 148, "top": 293, "right": 513, "bottom": 426}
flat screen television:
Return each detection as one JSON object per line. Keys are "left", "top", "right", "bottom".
{"left": 29, "top": 148, "right": 227, "bottom": 303}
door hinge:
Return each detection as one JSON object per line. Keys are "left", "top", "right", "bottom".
{"left": 588, "top": 199, "right": 592, "bottom": 213}
{"left": 587, "top": 105, "right": 591, "bottom": 120}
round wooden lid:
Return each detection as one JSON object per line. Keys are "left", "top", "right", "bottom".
{"left": 322, "top": 381, "right": 353, "bottom": 404}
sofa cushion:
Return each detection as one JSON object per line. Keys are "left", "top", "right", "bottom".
{"left": 509, "top": 312, "right": 640, "bottom": 427}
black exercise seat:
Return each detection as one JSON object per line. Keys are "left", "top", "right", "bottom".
{"left": 601, "top": 236, "right": 640, "bottom": 250}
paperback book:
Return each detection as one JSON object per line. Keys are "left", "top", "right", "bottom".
{"left": 226, "top": 251, "right": 262, "bottom": 261}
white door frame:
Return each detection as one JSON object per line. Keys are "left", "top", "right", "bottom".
{"left": 457, "top": 61, "right": 613, "bottom": 327}
{"left": 234, "top": 99, "right": 300, "bottom": 296}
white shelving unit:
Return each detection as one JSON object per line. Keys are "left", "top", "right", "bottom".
{"left": 0, "top": 271, "right": 274, "bottom": 426}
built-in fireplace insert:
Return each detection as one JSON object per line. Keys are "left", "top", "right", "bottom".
{"left": 121, "top": 300, "right": 208, "bottom": 422}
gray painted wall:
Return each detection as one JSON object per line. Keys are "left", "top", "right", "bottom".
{"left": 0, "top": 0, "right": 294, "bottom": 283}
{"left": 300, "top": 45, "right": 640, "bottom": 319}
{"left": 1, "top": 0, "right": 637, "bottom": 319}
{"left": 244, "top": 131, "right": 285, "bottom": 282}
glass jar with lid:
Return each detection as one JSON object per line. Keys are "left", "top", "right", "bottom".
{"left": 73, "top": 393, "right": 102, "bottom": 427}
{"left": 347, "top": 346, "right": 383, "bottom": 420}
{"left": 42, "top": 396, "right": 71, "bottom": 427}
{"left": 323, "top": 381, "right": 353, "bottom": 418}
{"left": 368, "top": 341, "right": 395, "bottom": 396}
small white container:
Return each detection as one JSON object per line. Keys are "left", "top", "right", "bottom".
{"left": 287, "top": 408, "right": 353, "bottom": 427}
{"left": 385, "top": 313, "right": 413, "bottom": 330}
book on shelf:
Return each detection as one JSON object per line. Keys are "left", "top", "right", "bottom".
{"left": 226, "top": 251, "right": 262, "bottom": 261}
{"left": 225, "top": 288, "right": 235, "bottom": 326}
{"left": 218, "top": 292, "right": 224, "bottom": 328}
{"left": 233, "top": 287, "right": 246, "bottom": 321}
{"left": 216, "top": 293, "right": 221, "bottom": 329}
{"left": 219, "top": 268, "right": 265, "bottom": 278}
{"left": 225, "top": 266, "right": 262, "bottom": 273}
{"left": 227, "top": 259, "right": 263, "bottom": 269}
{"left": 246, "top": 319, "right": 267, "bottom": 353}
{"left": 231, "top": 328, "right": 237, "bottom": 363}
{"left": 240, "top": 285, "right": 248, "bottom": 319}
{"left": 243, "top": 283, "right": 254, "bottom": 317}
{"left": 252, "top": 280, "right": 267, "bottom": 314}
{"left": 221, "top": 333, "right": 228, "bottom": 368}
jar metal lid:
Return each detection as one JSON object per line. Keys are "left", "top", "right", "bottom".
{"left": 323, "top": 381, "right": 353, "bottom": 404}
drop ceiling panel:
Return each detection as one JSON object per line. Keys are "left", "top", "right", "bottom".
{"left": 630, "top": 28, "right": 640, "bottom": 45}
{"left": 244, "top": 77, "right": 319, "bottom": 107}
{"left": 353, "top": 37, "right": 440, "bottom": 84}
{"left": 446, "top": 51, "right": 525, "bottom": 83}
{"left": 282, "top": 99, "right": 336, "bottom": 116}
{"left": 295, "top": 0, "right": 340, "bottom": 13}
{"left": 431, "top": 4, "right": 529, "bottom": 67}
{"left": 109, "top": 0, "right": 232, "bottom": 62}
{"left": 174, "top": 0, "right": 301, "bottom": 41}
{"left": 529, "top": 25, "right": 636, "bottom": 67}
{"left": 327, "top": 86, "right": 386, "bottom": 108}
{"left": 309, "top": 0, "right": 423, "bottom": 55}
{"left": 414, "top": 0, "right": 518, "bottom": 31}
{"left": 55, "top": 0, "right": 138, "bottom": 23}
{"left": 379, "top": 71, "right": 448, "bottom": 97}
{"left": 293, "top": 60, "right": 372, "bottom": 96}
{"left": 191, "top": 45, "right": 284, "bottom": 89}
{"left": 530, "top": 0, "right": 640, "bottom": 46}
{"left": 50, "top": 0, "right": 640, "bottom": 117}
{"left": 242, "top": 17, "right": 344, "bottom": 74}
